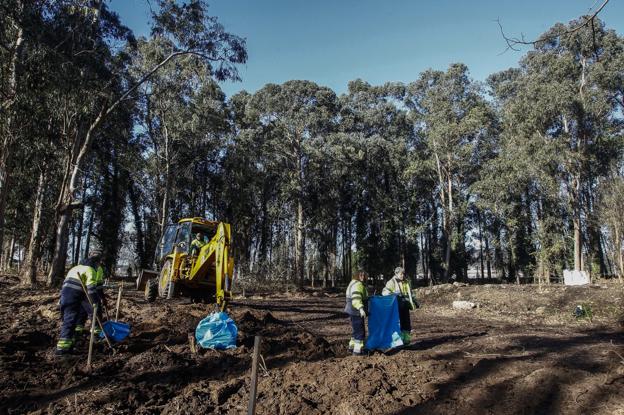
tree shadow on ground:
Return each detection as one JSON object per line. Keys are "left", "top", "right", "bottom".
{"left": 391, "top": 328, "right": 624, "bottom": 415}
{"left": 381, "top": 331, "right": 489, "bottom": 356}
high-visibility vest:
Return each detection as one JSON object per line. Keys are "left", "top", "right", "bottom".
{"left": 62, "top": 265, "right": 98, "bottom": 293}
{"left": 382, "top": 277, "right": 414, "bottom": 309}
{"left": 344, "top": 279, "right": 368, "bottom": 316}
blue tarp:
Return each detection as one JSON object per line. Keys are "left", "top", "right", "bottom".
{"left": 99, "top": 321, "right": 131, "bottom": 342}
{"left": 365, "top": 295, "right": 403, "bottom": 350}
{"left": 195, "top": 312, "right": 238, "bottom": 349}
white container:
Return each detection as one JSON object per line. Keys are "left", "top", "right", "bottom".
{"left": 563, "top": 270, "right": 590, "bottom": 286}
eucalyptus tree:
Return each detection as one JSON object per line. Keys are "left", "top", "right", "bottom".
{"left": 44, "top": 0, "right": 246, "bottom": 284}
{"left": 483, "top": 17, "right": 623, "bottom": 277}
{"left": 89, "top": 102, "right": 136, "bottom": 276}
{"left": 336, "top": 80, "right": 412, "bottom": 279}
{"left": 597, "top": 176, "right": 624, "bottom": 281}
{"left": 133, "top": 38, "right": 230, "bottom": 237}
{"left": 40, "top": 1, "right": 137, "bottom": 285}
{"left": 405, "top": 64, "right": 494, "bottom": 282}
{"left": 0, "top": 0, "right": 98, "bottom": 281}
{"left": 475, "top": 67, "right": 563, "bottom": 281}
{"left": 219, "top": 91, "right": 275, "bottom": 274}
{"left": 0, "top": 0, "right": 39, "bottom": 272}
{"left": 305, "top": 131, "right": 357, "bottom": 286}
{"left": 246, "top": 81, "right": 338, "bottom": 285}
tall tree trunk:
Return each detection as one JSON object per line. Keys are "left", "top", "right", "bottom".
{"left": 128, "top": 180, "right": 146, "bottom": 268}
{"left": 0, "top": 8, "right": 25, "bottom": 261}
{"left": 419, "top": 231, "right": 427, "bottom": 283}
{"left": 159, "top": 120, "right": 171, "bottom": 237}
{"left": 433, "top": 152, "right": 452, "bottom": 282}
{"left": 443, "top": 174, "right": 453, "bottom": 282}
{"left": 7, "top": 231, "right": 16, "bottom": 270}
{"left": 70, "top": 221, "right": 77, "bottom": 267}
{"left": 341, "top": 217, "right": 347, "bottom": 282}
{"left": 573, "top": 210, "right": 582, "bottom": 271}
{"left": 484, "top": 231, "right": 492, "bottom": 280}
{"left": 330, "top": 223, "right": 337, "bottom": 288}
{"left": 294, "top": 136, "right": 305, "bottom": 287}
{"left": 84, "top": 207, "right": 94, "bottom": 259}
{"left": 73, "top": 175, "right": 88, "bottom": 265}
{"left": 46, "top": 207, "right": 71, "bottom": 285}
{"left": 477, "top": 210, "right": 485, "bottom": 281}
{"left": 0, "top": 159, "right": 12, "bottom": 269}
{"left": 295, "top": 198, "right": 305, "bottom": 287}
{"left": 427, "top": 219, "right": 434, "bottom": 285}
{"left": 47, "top": 104, "right": 109, "bottom": 285}
{"left": 614, "top": 226, "right": 623, "bottom": 283}
{"left": 259, "top": 183, "right": 269, "bottom": 262}
{"left": 21, "top": 169, "right": 47, "bottom": 286}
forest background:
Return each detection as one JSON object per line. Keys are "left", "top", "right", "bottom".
{"left": 1, "top": 0, "right": 623, "bottom": 289}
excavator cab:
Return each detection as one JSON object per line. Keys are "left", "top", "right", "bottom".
{"left": 137, "top": 218, "right": 234, "bottom": 309}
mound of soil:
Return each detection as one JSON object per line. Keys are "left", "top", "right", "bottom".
{"left": 233, "top": 310, "right": 335, "bottom": 362}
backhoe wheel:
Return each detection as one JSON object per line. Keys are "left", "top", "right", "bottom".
{"left": 145, "top": 279, "right": 157, "bottom": 303}
{"left": 158, "top": 259, "right": 173, "bottom": 298}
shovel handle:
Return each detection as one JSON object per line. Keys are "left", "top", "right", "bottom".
{"left": 78, "top": 274, "right": 115, "bottom": 353}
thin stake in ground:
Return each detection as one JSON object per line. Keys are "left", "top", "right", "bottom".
{"left": 86, "top": 304, "right": 98, "bottom": 370}
{"left": 115, "top": 282, "right": 123, "bottom": 321}
{"left": 247, "top": 335, "right": 262, "bottom": 415}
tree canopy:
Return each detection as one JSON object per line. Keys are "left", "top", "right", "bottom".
{"left": 1, "top": 4, "right": 622, "bottom": 287}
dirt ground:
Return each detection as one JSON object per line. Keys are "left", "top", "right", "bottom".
{"left": 0, "top": 275, "right": 623, "bottom": 415}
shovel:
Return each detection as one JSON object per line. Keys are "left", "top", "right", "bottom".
{"left": 77, "top": 275, "right": 115, "bottom": 353}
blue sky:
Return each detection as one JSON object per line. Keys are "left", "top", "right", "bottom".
{"left": 109, "top": 0, "right": 624, "bottom": 97}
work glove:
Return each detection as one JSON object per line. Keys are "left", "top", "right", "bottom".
{"left": 359, "top": 308, "right": 367, "bottom": 318}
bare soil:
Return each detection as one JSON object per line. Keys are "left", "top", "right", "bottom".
{"left": 0, "top": 275, "right": 623, "bottom": 414}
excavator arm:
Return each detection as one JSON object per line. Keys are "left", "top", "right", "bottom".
{"left": 189, "top": 222, "right": 233, "bottom": 309}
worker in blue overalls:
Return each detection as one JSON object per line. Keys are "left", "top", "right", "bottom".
{"left": 55, "top": 251, "right": 103, "bottom": 355}
{"left": 345, "top": 269, "right": 369, "bottom": 355}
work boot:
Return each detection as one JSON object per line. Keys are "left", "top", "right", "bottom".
{"left": 352, "top": 340, "right": 365, "bottom": 356}
{"left": 55, "top": 338, "right": 75, "bottom": 356}
{"left": 55, "top": 348, "right": 74, "bottom": 356}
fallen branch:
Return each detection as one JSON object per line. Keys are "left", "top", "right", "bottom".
{"left": 464, "top": 348, "right": 530, "bottom": 359}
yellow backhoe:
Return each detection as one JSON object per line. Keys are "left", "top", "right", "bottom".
{"left": 136, "top": 217, "right": 234, "bottom": 309}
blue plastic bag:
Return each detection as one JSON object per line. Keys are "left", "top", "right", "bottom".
{"left": 365, "top": 295, "right": 403, "bottom": 350}
{"left": 99, "top": 321, "right": 131, "bottom": 342}
{"left": 195, "top": 312, "right": 238, "bottom": 350}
